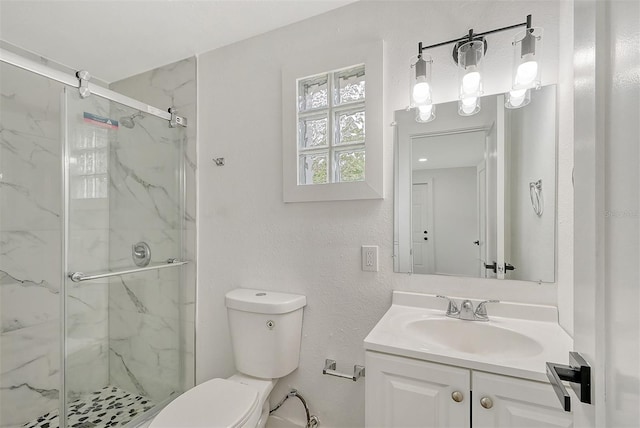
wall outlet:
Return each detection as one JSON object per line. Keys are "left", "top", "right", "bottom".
{"left": 362, "top": 245, "right": 378, "bottom": 272}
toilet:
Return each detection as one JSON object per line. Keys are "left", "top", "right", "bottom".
{"left": 150, "top": 288, "right": 306, "bottom": 428}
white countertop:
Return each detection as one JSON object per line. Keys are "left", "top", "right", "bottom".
{"left": 363, "top": 291, "right": 573, "bottom": 382}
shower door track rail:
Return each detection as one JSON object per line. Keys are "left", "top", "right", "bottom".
{"left": 0, "top": 48, "right": 174, "bottom": 122}
{"left": 69, "top": 259, "right": 188, "bottom": 282}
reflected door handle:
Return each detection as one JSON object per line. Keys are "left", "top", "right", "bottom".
{"left": 504, "top": 263, "right": 515, "bottom": 271}
{"left": 484, "top": 262, "right": 497, "bottom": 273}
{"left": 546, "top": 352, "right": 591, "bottom": 412}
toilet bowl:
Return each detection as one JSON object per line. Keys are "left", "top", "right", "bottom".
{"left": 149, "top": 375, "right": 274, "bottom": 428}
{"left": 149, "top": 289, "right": 306, "bottom": 428}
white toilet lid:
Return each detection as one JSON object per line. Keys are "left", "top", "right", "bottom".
{"left": 150, "top": 378, "right": 259, "bottom": 428}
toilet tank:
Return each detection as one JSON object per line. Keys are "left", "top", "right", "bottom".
{"left": 225, "top": 288, "right": 306, "bottom": 379}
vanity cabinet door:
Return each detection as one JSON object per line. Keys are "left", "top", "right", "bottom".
{"left": 365, "top": 352, "right": 470, "bottom": 428}
{"left": 472, "top": 371, "right": 573, "bottom": 428}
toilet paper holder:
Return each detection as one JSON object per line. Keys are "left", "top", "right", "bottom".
{"left": 323, "top": 359, "right": 365, "bottom": 382}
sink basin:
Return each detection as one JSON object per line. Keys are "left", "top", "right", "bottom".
{"left": 405, "top": 318, "right": 544, "bottom": 359}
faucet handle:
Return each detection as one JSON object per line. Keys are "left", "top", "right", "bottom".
{"left": 474, "top": 300, "right": 500, "bottom": 319}
{"left": 436, "top": 295, "right": 460, "bottom": 316}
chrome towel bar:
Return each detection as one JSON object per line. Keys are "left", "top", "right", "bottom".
{"left": 323, "top": 359, "right": 365, "bottom": 382}
{"left": 69, "top": 258, "right": 188, "bottom": 283}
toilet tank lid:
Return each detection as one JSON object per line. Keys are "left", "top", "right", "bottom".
{"left": 225, "top": 288, "right": 306, "bottom": 314}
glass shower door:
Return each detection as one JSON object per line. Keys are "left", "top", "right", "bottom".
{"left": 63, "top": 88, "right": 185, "bottom": 428}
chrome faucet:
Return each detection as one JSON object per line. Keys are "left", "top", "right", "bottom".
{"left": 437, "top": 296, "right": 500, "bottom": 321}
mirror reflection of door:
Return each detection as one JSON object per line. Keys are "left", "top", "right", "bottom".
{"left": 412, "top": 182, "right": 434, "bottom": 274}
{"left": 412, "top": 131, "right": 485, "bottom": 276}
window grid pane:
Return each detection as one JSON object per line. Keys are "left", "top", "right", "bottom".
{"left": 335, "top": 109, "right": 365, "bottom": 146}
{"left": 299, "top": 152, "right": 328, "bottom": 185}
{"left": 298, "top": 74, "right": 329, "bottom": 112}
{"left": 335, "top": 149, "right": 366, "bottom": 182}
{"left": 334, "top": 65, "right": 365, "bottom": 105}
{"left": 298, "top": 114, "right": 329, "bottom": 149}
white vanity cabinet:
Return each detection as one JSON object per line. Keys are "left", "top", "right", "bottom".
{"left": 365, "top": 351, "right": 470, "bottom": 428}
{"left": 365, "top": 351, "right": 572, "bottom": 428}
{"left": 472, "top": 371, "right": 573, "bottom": 428}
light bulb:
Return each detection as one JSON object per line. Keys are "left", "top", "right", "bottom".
{"left": 462, "top": 103, "right": 476, "bottom": 115}
{"left": 418, "top": 104, "right": 433, "bottom": 115}
{"left": 506, "top": 88, "right": 530, "bottom": 109}
{"left": 460, "top": 97, "right": 478, "bottom": 115}
{"left": 516, "top": 60, "right": 538, "bottom": 86}
{"left": 462, "top": 68, "right": 481, "bottom": 96}
{"left": 412, "top": 77, "right": 431, "bottom": 104}
{"left": 461, "top": 97, "right": 477, "bottom": 107}
{"left": 418, "top": 158, "right": 428, "bottom": 162}
{"left": 418, "top": 106, "right": 433, "bottom": 122}
{"left": 415, "top": 103, "right": 435, "bottom": 123}
{"left": 509, "top": 89, "right": 527, "bottom": 107}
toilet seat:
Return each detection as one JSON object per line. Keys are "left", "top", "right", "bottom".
{"left": 150, "top": 378, "right": 260, "bottom": 428}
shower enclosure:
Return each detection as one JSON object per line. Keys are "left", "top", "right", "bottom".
{"left": 1, "top": 47, "right": 194, "bottom": 428}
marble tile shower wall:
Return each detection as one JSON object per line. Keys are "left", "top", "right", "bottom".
{"left": 0, "top": 62, "right": 63, "bottom": 427}
{"left": 0, "top": 61, "right": 112, "bottom": 427}
{"left": 108, "top": 57, "right": 197, "bottom": 398}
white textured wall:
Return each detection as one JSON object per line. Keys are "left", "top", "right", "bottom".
{"left": 197, "top": 1, "right": 567, "bottom": 426}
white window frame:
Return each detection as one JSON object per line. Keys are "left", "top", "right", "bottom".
{"left": 297, "top": 65, "right": 366, "bottom": 185}
{"left": 282, "top": 40, "right": 384, "bottom": 202}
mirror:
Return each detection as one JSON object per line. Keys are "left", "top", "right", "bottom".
{"left": 394, "top": 85, "right": 556, "bottom": 282}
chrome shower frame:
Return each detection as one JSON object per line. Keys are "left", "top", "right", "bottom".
{"left": 1, "top": 47, "right": 190, "bottom": 428}
{"left": 0, "top": 48, "right": 188, "bottom": 127}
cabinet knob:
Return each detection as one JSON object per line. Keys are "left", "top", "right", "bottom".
{"left": 480, "top": 396, "right": 493, "bottom": 409}
{"left": 451, "top": 391, "right": 464, "bottom": 402}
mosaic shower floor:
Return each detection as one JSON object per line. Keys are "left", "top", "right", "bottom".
{"left": 23, "top": 385, "right": 155, "bottom": 428}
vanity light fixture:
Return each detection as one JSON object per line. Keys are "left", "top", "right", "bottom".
{"left": 412, "top": 14, "right": 540, "bottom": 119}
{"left": 512, "top": 16, "right": 543, "bottom": 90}
{"left": 456, "top": 36, "right": 485, "bottom": 116}
{"left": 507, "top": 16, "right": 543, "bottom": 109}
{"left": 410, "top": 54, "right": 436, "bottom": 122}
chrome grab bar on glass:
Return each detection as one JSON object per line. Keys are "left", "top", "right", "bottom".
{"left": 68, "top": 258, "right": 188, "bottom": 283}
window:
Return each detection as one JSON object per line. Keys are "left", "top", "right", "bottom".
{"left": 282, "top": 40, "right": 384, "bottom": 202}
{"left": 297, "top": 65, "right": 366, "bottom": 185}
{"left": 70, "top": 126, "right": 109, "bottom": 199}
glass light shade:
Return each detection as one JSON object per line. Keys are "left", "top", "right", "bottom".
{"left": 505, "top": 88, "right": 531, "bottom": 109}
{"left": 410, "top": 54, "right": 433, "bottom": 108}
{"left": 457, "top": 40, "right": 484, "bottom": 99}
{"left": 458, "top": 96, "right": 481, "bottom": 116}
{"left": 512, "top": 27, "right": 543, "bottom": 90}
{"left": 415, "top": 103, "right": 436, "bottom": 123}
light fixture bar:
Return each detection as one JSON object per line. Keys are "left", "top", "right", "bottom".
{"left": 417, "top": 14, "right": 532, "bottom": 54}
